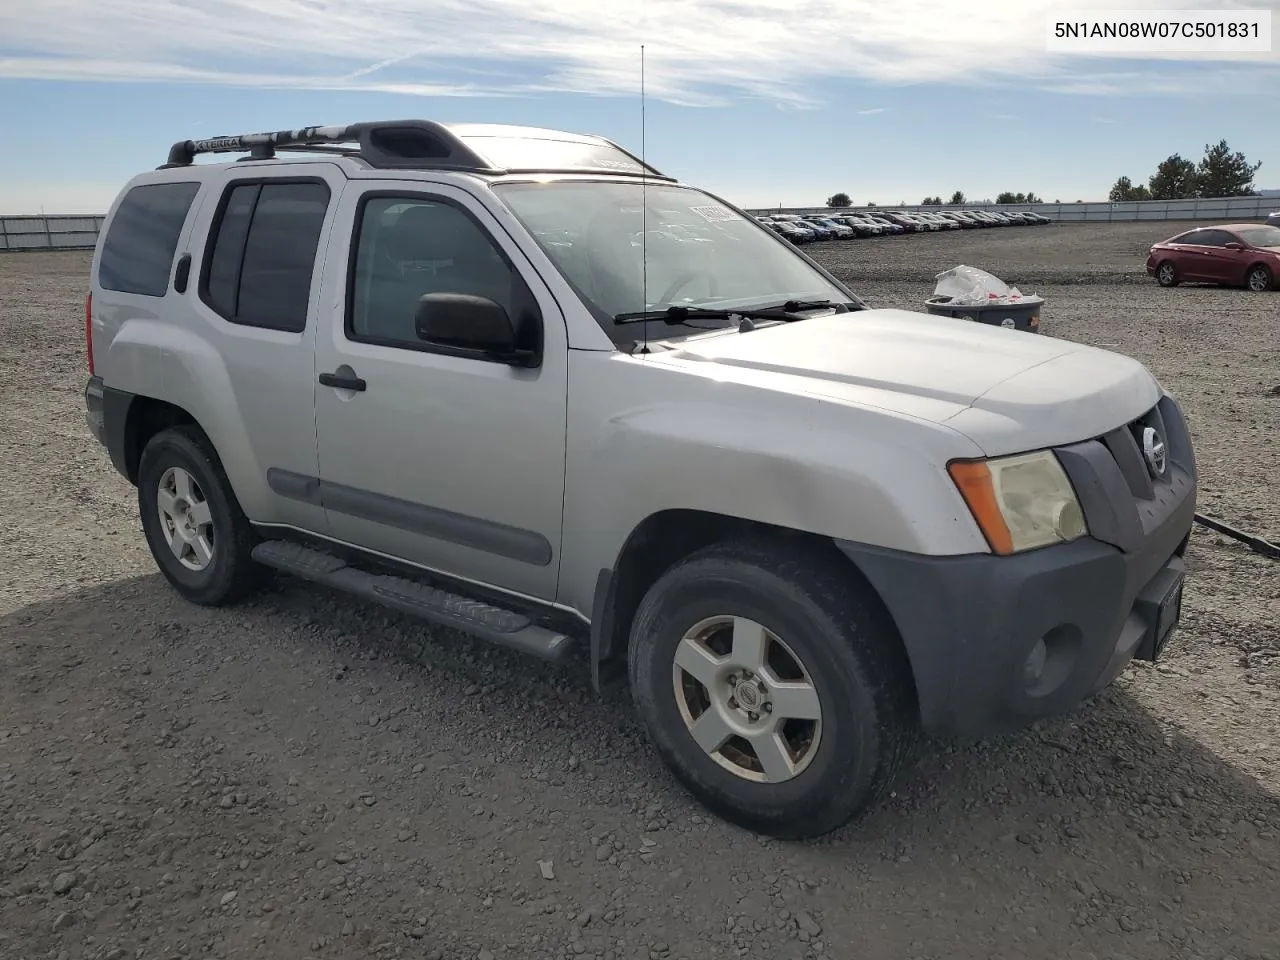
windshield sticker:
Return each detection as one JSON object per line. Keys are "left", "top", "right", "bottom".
{"left": 689, "top": 204, "right": 738, "bottom": 223}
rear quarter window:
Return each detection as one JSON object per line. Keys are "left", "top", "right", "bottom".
{"left": 98, "top": 182, "right": 200, "bottom": 297}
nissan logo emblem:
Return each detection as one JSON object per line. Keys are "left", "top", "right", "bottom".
{"left": 1142, "top": 426, "right": 1167, "bottom": 478}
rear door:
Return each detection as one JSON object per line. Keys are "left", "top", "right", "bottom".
{"left": 1185, "top": 229, "right": 1240, "bottom": 283}
{"left": 178, "top": 162, "right": 348, "bottom": 534}
{"left": 1173, "top": 229, "right": 1228, "bottom": 282}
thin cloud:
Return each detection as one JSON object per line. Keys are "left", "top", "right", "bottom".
{"left": 0, "top": 0, "right": 1277, "bottom": 104}
{"left": 856, "top": 107, "right": 888, "bottom": 115}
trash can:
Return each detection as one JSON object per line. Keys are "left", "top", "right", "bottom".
{"left": 924, "top": 294, "right": 1043, "bottom": 333}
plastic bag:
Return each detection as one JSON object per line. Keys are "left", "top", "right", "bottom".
{"left": 933, "top": 264, "right": 1023, "bottom": 305}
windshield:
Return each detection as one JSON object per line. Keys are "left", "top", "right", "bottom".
{"left": 1235, "top": 225, "right": 1280, "bottom": 248}
{"left": 492, "top": 180, "right": 858, "bottom": 344}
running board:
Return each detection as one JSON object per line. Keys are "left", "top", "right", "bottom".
{"left": 251, "top": 540, "right": 576, "bottom": 663}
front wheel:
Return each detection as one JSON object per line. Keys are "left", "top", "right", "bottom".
{"left": 627, "top": 539, "right": 918, "bottom": 839}
{"left": 1155, "top": 261, "right": 1179, "bottom": 287}
{"left": 1246, "top": 264, "right": 1273, "bottom": 292}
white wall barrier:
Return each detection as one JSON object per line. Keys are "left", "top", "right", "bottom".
{"left": 0, "top": 215, "right": 106, "bottom": 251}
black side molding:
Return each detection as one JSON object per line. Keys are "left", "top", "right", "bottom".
{"left": 265, "top": 470, "right": 553, "bottom": 567}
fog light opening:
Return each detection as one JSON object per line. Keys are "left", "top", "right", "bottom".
{"left": 1023, "top": 638, "right": 1048, "bottom": 687}
{"left": 1023, "top": 624, "right": 1081, "bottom": 698}
{"left": 1053, "top": 500, "right": 1087, "bottom": 541}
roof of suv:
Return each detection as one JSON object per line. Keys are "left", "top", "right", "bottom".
{"left": 159, "top": 119, "right": 676, "bottom": 182}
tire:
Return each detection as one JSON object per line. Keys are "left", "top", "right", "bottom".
{"left": 627, "top": 538, "right": 919, "bottom": 839}
{"left": 1245, "top": 263, "right": 1273, "bottom": 292}
{"left": 1155, "top": 261, "right": 1179, "bottom": 287}
{"left": 137, "top": 425, "right": 266, "bottom": 606}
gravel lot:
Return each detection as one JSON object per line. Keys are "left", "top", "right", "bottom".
{"left": 2, "top": 221, "right": 1278, "bottom": 960}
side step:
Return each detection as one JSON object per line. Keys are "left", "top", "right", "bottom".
{"left": 251, "top": 540, "right": 575, "bottom": 663}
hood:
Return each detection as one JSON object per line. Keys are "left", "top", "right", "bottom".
{"left": 654, "top": 308, "right": 1162, "bottom": 456}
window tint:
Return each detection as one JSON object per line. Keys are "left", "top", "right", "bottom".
{"left": 98, "top": 181, "right": 200, "bottom": 297}
{"left": 1187, "top": 229, "right": 1231, "bottom": 247}
{"left": 204, "top": 184, "right": 257, "bottom": 319}
{"left": 348, "top": 196, "right": 528, "bottom": 347}
{"left": 201, "top": 180, "right": 330, "bottom": 332}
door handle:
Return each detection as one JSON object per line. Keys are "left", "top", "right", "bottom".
{"left": 318, "top": 372, "right": 367, "bottom": 392}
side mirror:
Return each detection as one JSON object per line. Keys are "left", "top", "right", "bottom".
{"left": 1224, "top": 242, "right": 1245, "bottom": 251}
{"left": 414, "top": 293, "right": 535, "bottom": 366}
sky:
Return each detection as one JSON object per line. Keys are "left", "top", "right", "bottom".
{"left": 1, "top": 0, "right": 1278, "bottom": 214}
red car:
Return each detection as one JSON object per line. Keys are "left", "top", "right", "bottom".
{"left": 1146, "top": 223, "right": 1280, "bottom": 292}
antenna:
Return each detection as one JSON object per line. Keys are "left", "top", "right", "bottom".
{"left": 639, "top": 43, "right": 649, "bottom": 355}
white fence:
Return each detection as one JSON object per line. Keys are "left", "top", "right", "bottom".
{"left": 1, "top": 195, "right": 1275, "bottom": 253}
{"left": 0, "top": 215, "right": 105, "bottom": 251}
{"left": 746, "top": 194, "right": 1277, "bottom": 223}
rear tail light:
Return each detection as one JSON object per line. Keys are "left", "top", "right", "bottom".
{"left": 85, "top": 292, "right": 94, "bottom": 376}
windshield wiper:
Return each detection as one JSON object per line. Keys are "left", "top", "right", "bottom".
{"left": 614, "top": 299, "right": 839, "bottom": 326}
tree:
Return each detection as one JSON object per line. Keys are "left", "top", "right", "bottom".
{"left": 1147, "top": 154, "right": 1199, "bottom": 200}
{"left": 1195, "top": 140, "right": 1260, "bottom": 198}
{"left": 1108, "top": 176, "right": 1152, "bottom": 202}
{"left": 995, "top": 191, "right": 1041, "bottom": 204}
{"left": 921, "top": 196, "right": 942, "bottom": 205}
{"left": 949, "top": 190, "right": 966, "bottom": 204}
{"left": 826, "top": 192, "right": 852, "bottom": 208}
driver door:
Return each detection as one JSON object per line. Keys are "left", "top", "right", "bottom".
{"left": 311, "top": 182, "right": 569, "bottom": 601}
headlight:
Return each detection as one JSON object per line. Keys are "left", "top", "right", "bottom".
{"left": 948, "top": 450, "right": 1088, "bottom": 555}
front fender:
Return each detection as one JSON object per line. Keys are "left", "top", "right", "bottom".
{"left": 557, "top": 351, "right": 991, "bottom": 615}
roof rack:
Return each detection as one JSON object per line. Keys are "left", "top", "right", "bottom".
{"left": 160, "top": 119, "right": 673, "bottom": 181}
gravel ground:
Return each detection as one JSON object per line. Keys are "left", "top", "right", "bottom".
{"left": 2, "top": 222, "right": 1278, "bottom": 960}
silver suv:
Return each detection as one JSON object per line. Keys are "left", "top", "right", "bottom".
{"left": 84, "top": 120, "right": 1196, "bottom": 838}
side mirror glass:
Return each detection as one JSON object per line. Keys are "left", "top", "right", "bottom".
{"left": 1224, "top": 242, "right": 1245, "bottom": 251}
{"left": 414, "top": 293, "right": 534, "bottom": 366}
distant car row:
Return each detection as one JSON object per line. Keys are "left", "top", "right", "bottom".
{"left": 754, "top": 209, "right": 1052, "bottom": 243}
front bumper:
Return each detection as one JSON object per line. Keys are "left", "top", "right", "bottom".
{"left": 837, "top": 394, "right": 1197, "bottom": 739}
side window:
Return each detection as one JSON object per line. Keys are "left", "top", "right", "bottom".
{"left": 347, "top": 196, "right": 528, "bottom": 347}
{"left": 98, "top": 181, "right": 200, "bottom": 297}
{"left": 1188, "top": 230, "right": 1229, "bottom": 247}
{"left": 200, "top": 180, "right": 330, "bottom": 333}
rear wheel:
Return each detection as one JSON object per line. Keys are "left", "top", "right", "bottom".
{"left": 627, "top": 538, "right": 918, "bottom": 839}
{"left": 137, "top": 426, "right": 266, "bottom": 606}
{"left": 1246, "top": 264, "right": 1273, "bottom": 292}
{"left": 1155, "top": 261, "right": 1179, "bottom": 287}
